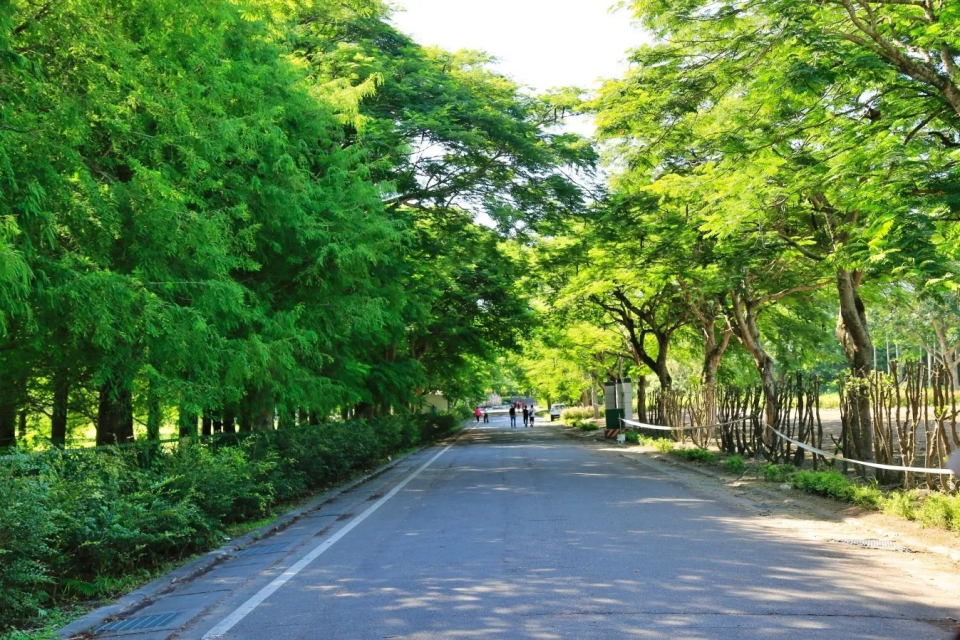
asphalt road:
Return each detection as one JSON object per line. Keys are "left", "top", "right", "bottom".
{"left": 91, "top": 415, "right": 958, "bottom": 640}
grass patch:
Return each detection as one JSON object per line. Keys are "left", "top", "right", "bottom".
{"left": 577, "top": 422, "right": 600, "bottom": 432}
{"left": 817, "top": 392, "right": 841, "bottom": 410}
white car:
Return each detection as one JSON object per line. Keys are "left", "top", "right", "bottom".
{"left": 549, "top": 403, "right": 565, "bottom": 421}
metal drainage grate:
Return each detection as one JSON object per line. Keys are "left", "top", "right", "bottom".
{"left": 95, "top": 612, "right": 181, "bottom": 634}
{"left": 235, "top": 543, "right": 289, "bottom": 557}
{"left": 832, "top": 538, "right": 914, "bottom": 553}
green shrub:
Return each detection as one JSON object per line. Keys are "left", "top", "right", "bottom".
{"left": 762, "top": 463, "right": 796, "bottom": 483}
{"left": 653, "top": 438, "right": 675, "bottom": 453}
{"left": 723, "top": 455, "right": 746, "bottom": 474}
{"left": 882, "top": 491, "right": 919, "bottom": 520}
{"left": 763, "top": 468, "right": 959, "bottom": 533}
{"left": 0, "top": 470, "right": 58, "bottom": 625}
{"left": 674, "top": 448, "right": 716, "bottom": 464}
{"left": 561, "top": 407, "right": 594, "bottom": 422}
{"left": 623, "top": 430, "right": 640, "bottom": 444}
{"left": 914, "top": 493, "right": 960, "bottom": 531}
{"left": 0, "top": 415, "right": 442, "bottom": 632}
{"left": 578, "top": 423, "right": 600, "bottom": 431}
{"left": 415, "top": 413, "right": 459, "bottom": 442}
{"left": 787, "top": 470, "right": 883, "bottom": 508}
{"left": 451, "top": 405, "right": 474, "bottom": 422}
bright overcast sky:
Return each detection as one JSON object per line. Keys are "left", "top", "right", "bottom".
{"left": 390, "top": 1, "right": 645, "bottom": 94}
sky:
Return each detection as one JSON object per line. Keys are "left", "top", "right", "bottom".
{"left": 390, "top": 0, "right": 645, "bottom": 94}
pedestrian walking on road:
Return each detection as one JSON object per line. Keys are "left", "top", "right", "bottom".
{"left": 529, "top": 410, "right": 535, "bottom": 427}
{"left": 509, "top": 405, "right": 517, "bottom": 428}
{"left": 483, "top": 410, "right": 489, "bottom": 423}
{"left": 522, "top": 406, "right": 529, "bottom": 427}
{"left": 474, "top": 407, "right": 482, "bottom": 423}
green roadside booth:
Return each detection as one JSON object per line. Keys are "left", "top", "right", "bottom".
{"left": 603, "top": 378, "right": 632, "bottom": 439}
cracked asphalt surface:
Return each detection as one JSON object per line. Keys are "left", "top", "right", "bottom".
{"left": 91, "top": 416, "right": 959, "bottom": 640}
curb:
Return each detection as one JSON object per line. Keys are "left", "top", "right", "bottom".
{"left": 56, "top": 443, "right": 434, "bottom": 639}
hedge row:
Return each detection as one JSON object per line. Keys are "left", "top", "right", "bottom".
{"left": 0, "top": 414, "right": 459, "bottom": 631}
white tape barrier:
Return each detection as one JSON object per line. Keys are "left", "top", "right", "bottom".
{"left": 621, "top": 418, "right": 748, "bottom": 432}
{"left": 621, "top": 417, "right": 957, "bottom": 477}
{"left": 768, "top": 423, "right": 956, "bottom": 476}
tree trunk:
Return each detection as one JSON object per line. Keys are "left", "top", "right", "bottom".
{"left": 729, "top": 290, "right": 777, "bottom": 448}
{"left": 179, "top": 408, "right": 198, "bottom": 438}
{"left": 0, "top": 370, "right": 23, "bottom": 448}
{"left": 97, "top": 375, "right": 134, "bottom": 445}
{"left": 146, "top": 386, "right": 162, "bottom": 442}
{"left": 240, "top": 386, "right": 274, "bottom": 431}
{"left": 591, "top": 379, "right": 599, "bottom": 419}
{"left": 0, "top": 398, "right": 15, "bottom": 449}
{"left": 636, "top": 375, "right": 647, "bottom": 423}
{"left": 654, "top": 334, "right": 673, "bottom": 391}
{"left": 201, "top": 415, "right": 212, "bottom": 436}
{"left": 835, "top": 268, "right": 875, "bottom": 468}
{"left": 254, "top": 405, "right": 274, "bottom": 431}
{"left": 355, "top": 402, "right": 375, "bottom": 420}
{"left": 278, "top": 408, "right": 295, "bottom": 429}
{"left": 17, "top": 408, "right": 27, "bottom": 441}
{"left": 51, "top": 372, "right": 69, "bottom": 448}
{"left": 700, "top": 318, "right": 732, "bottom": 427}
{"left": 223, "top": 406, "right": 237, "bottom": 433}
{"left": 702, "top": 362, "right": 719, "bottom": 427}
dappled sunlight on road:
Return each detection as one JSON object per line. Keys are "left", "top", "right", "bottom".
{"left": 234, "top": 427, "right": 958, "bottom": 640}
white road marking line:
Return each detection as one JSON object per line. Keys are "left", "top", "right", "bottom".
{"left": 202, "top": 444, "right": 454, "bottom": 639}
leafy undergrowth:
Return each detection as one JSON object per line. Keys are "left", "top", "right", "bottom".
{"left": 618, "top": 431, "right": 960, "bottom": 534}
{"left": 723, "top": 455, "right": 746, "bottom": 475}
{"left": 674, "top": 448, "right": 717, "bottom": 464}
{"left": 0, "top": 414, "right": 460, "bottom": 635}
{"left": 781, "top": 468, "right": 960, "bottom": 531}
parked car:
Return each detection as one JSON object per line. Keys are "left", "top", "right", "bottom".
{"left": 550, "top": 403, "right": 565, "bottom": 421}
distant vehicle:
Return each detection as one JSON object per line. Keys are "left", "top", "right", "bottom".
{"left": 550, "top": 403, "right": 565, "bottom": 421}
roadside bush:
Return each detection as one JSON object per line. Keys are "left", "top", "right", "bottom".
{"left": 0, "top": 415, "right": 447, "bottom": 632}
{"left": 0, "top": 470, "right": 58, "bottom": 626}
{"left": 914, "top": 493, "right": 960, "bottom": 531}
{"left": 762, "top": 464, "right": 796, "bottom": 483}
{"left": 722, "top": 455, "right": 746, "bottom": 475}
{"left": 653, "top": 438, "right": 675, "bottom": 453}
{"left": 674, "top": 448, "right": 716, "bottom": 464}
{"left": 883, "top": 491, "right": 919, "bottom": 520}
{"left": 623, "top": 430, "right": 640, "bottom": 444}
{"left": 416, "top": 413, "right": 459, "bottom": 441}
{"left": 577, "top": 422, "right": 600, "bottom": 431}
{"left": 788, "top": 470, "right": 883, "bottom": 508}
{"left": 561, "top": 407, "right": 594, "bottom": 422}
{"left": 451, "top": 405, "right": 474, "bottom": 422}
{"left": 761, "top": 467, "right": 960, "bottom": 533}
